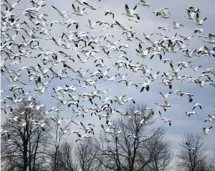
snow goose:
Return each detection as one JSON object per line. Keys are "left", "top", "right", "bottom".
{"left": 105, "top": 10, "right": 114, "bottom": 19}
{"left": 4, "top": 0, "right": 21, "bottom": 11}
{"left": 138, "top": 0, "right": 150, "bottom": 7}
{"left": 87, "top": 19, "right": 96, "bottom": 29}
{"left": 187, "top": 6, "right": 200, "bottom": 13}
{"left": 72, "top": 4, "right": 87, "bottom": 16}
{"left": 171, "top": 21, "right": 183, "bottom": 29}
{"left": 183, "top": 49, "right": 197, "bottom": 58}
{"left": 161, "top": 79, "right": 173, "bottom": 89}
{"left": 155, "top": 101, "right": 171, "bottom": 111}
{"left": 203, "top": 126, "right": 212, "bottom": 135}
{"left": 114, "top": 95, "right": 135, "bottom": 105}
{"left": 184, "top": 93, "right": 194, "bottom": 102}
{"left": 159, "top": 111, "right": 171, "bottom": 126}
{"left": 185, "top": 9, "right": 195, "bottom": 20}
{"left": 153, "top": 7, "right": 170, "bottom": 19}
{"left": 204, "top": 115, "right": 215, "bottom": 123}
{"left": 194, "top": 12, "right": 207, "bottom": 25}
{"left": 203, "top": 33, "right": 215, "bottom": 44}
{"left": 150, "top": 51, "right": 163, "bottom": 60}
{"left": 140, "top": 80, "right": 151, "bottom": 92}
{"left": 192, "top": 103, "right": 202, "bottom": 110}
{"left": 159, "top": 91, "right": 172, "bottom": 99}
{"left": 123, "top": 4, "right": 139, "bottom": 19}
{"left": 185, "top": 111, "right": 196, "bottom": 117}
{"left": 194, "top": 28, "right": 204, "bottom": 34}
{"left": 52, "top": 5, "right": 69, "bottom": 18}
{"left": 136, "top": 43, "right": 150, "bottom": 57}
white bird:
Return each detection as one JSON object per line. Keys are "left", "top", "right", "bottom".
{"left": 118, "top": 80, "right": 138, "bottom": 88}
{"left": 136, "top": 43, "right": 150, "bottom": 57}
{"left": 6, "top": 96, "right": 22, "bottom": 104}
{"left": 204, "top": 33, "right": 215, "bottom": 44}
{"left": 156, "top": 101, "right": 171, "bottom": 111}
{"left": 72, "top": 4, "right": 87, "bottom": 16}
{"left": 169, "top": 62, "right": 182, "bottom": 76}
{"left": 114, "top": 95, "right": 135, "bottom": 105}
{"left": 159, "top": 91, "right": 172, "bottom": 99}
{"left": 158, "top": 26, "right": 169, "bottom": 31}
{"left": 51, "top": 5, "right": 69, "bottom": 18}
{"left": 202, "top": 126, "right": 212, "bottom": 135}
{"left": 159, "top": 111, "right": 171, "bottom": 126}
{"left": 185, "top": 111, "right": 196, "bottom": 117}
{"left": 34, "top": 85, "right": 47, "bottom": 94}
{"left": 204, "top": 115, "right": 215, "bottom": 123}
{"left": 140, "top": 80, "right": 151, "bottom": 92}
{"left": 150, "top": 51, "right": 163, "bottom": 60}
{"left": 25, "top": 102, "right": 34, "bottom": 109}
{"left": 161, "top": 79, "right": 173, "bottom": 90}
{"left": 192, "top": 103, "right": 202, "bottom": 110}
{"left": 123, "top": 4, "right": 139, "bottom": 19}
{"left": 194, "top": 28, "right": 204, "bottom": 34}
{"left": 87, "top": 19, "right": 96, "bottom": 29}
{"left": 196, "top": 46, "right": 211, "bottom": 56}
{"left": 52, "top": 117, "right": 64, "bottom": 125}
{"left": 192, "top": 65, "right": 202, "bottom": 72}
{"left": 147, "top": 71, "right": 160, "bottom": 81}
{"left": 184, "top": 93, "right": 194, "bottom": 102}
{"left": 138, "top": 0, "right": 150, "bottom": 7}
{"left": 172, "top": 21, "right": 183, "bottom": 29}
{"left": 194, "top": 13, "right": 207, "bottom": 25}
{"left": 104, "top": 10, "right": 115, "bottom": 19}
{"left": 153, "top": 7, "right": 170, "bottom": 18}
{"left": 128, "top": 15, "right": 140, "bottom": 23}
{"left": 178, "top": 61, "right": 191, "bottom": 69}
{"left": 115, "top": 20, "right": 132, "bottom": 31}
{"left": 187, "top": 6, "right": 200, "bottom": 13}
{"left": 185, "top": 9, "right": 195, "bottom": 20}
{"left": 208, "top": 114, "right": 215, "bottom": 120}
{"left": 183, "top": 49, "right": 197, "bottom": 58}
{"left": 107, "top": 74, "right": 117, "bottom": 82}
{"left": 3, "top": 0, "right": 21, "bottom": 11}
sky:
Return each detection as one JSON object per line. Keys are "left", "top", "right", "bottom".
{"left": 1, "top": 0, "right": 215, "bottom": 170}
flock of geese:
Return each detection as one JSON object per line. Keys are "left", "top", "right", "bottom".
{"left": 1, "top": 0, "right": 215, "bottom": 142}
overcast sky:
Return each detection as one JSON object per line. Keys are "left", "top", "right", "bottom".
{"left": 1, "top": 0, "right": 215, "bottom": 169}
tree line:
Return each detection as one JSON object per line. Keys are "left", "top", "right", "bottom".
{"left": 1, "top": 99, "right": 215, "bottom": 171}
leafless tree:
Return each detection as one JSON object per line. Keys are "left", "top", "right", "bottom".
{"left": 144, "top": 128, "right": 171, "bottom": 171}
{"left": 196, "top": 148, "right": 215, "bottom": 171}
{"left": 94, "top": 105, "right": 171, "bottom": 171}
{"left": 49, "top": 103, "right": 74, "bottom": 171}
{"left": 196, "top": 160, "right": 215, "bottom": 171}
{"left": 49, "top": 141, "right": 78, "bottom": 171}
{"left": 1, "top": 98, "right": 51, "bottom": 171}
{"left": 75, "top": 138, "right": 101, "bottom": 171}
{"left": 177, "top": 133, "right": 212, "bottom": 171}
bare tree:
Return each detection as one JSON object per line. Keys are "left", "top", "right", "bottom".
{"left": 196, "top": 148, "right": 215, "bottom": 171}
{"left": 1, "top": 98, "right": 51, "bottom": 171}
{"left": 143, "top": 128, "right": 171, "bottom": 171}
{"left": 177, "top": 133, "right": 209, "bottom": 171}
{"left": 49, "top": 103, "right": 74, "bottom": 171}
{"left": 49, "top": 141, "right": 78, "bottom": 171}
{"left": 94, "top": 105, "right": 171, "bottom": 171}
{"left": 196, "top": 160, "right": 215, "bottom": 171}
{"left": 76, "top": 138, "right": 101, "bottom": 171}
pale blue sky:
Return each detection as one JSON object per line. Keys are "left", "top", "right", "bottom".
{"left": 1, "top": 0, "right": 215, "bottom": 169}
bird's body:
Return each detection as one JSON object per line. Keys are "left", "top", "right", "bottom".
{"left": 203, "top": 126, "right": 213, "bottom": 135}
